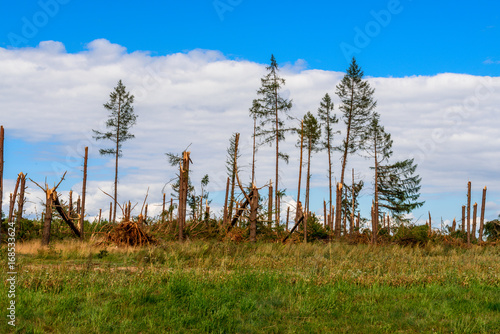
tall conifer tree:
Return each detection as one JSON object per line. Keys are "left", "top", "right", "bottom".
{"left": 251, "top": 55, "right": 293, "bottom": 225}
{"left": 93, "top": 80, "right": 137, "bottom": 223}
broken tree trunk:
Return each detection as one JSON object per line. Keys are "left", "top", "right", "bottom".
{"left": 223, "top": 177, "right": 230, "bottom": 228}
{"left": 42, "top": 189, "right": 54, "bottom": 246}
{"left": 69, "top": 190, "right": 73, "bottom": 218}
{"left": 249, "top": 185, "right": 259, "bottom": 243}
{"left": 162, "top": 193, "right": 166, "bottom": 224}
{"left": 229, "top": 192, "right": 252, "bottom": 229}
{"left": 479, "top": 186, "right": 487, "bottom": 242}
{"left": 80, "top": 146, "right": 88, "bottom": 239}
{"left": 53, "top": 194, "right": 81, "bottom": 238}
{"left": 286, "top": 206, "right": 290, "bottom": 232}
{"left": 467, "top": 181, "right": 471, "bottom": 243}
{"left": 8, "top": 174, "right": 21, "bottom": 224}
{"left": 16, "top": 173, "right": 26, "bottom": 224}
{"left": 268, "top": 181, "right": 273, "bottom": 227}
{"left": 283, "top": 201, "right": 304, "bottom": 243}
{"left": 451, "top": 218, "right": 456, "bottom": 232}
{"left": 428, "top": 211, "right": 432, "bottom": 237}
{"left": 335, "top": 183, "right": 342, "bottom": 238}
{"left": 177, "top": 151, "right": 190, "bottom": 241}
{"left": 109, "top": 202, "right": 112, "bottom": 223}
{"left": 472, "top": 203, "right": 477, "bottom": 242}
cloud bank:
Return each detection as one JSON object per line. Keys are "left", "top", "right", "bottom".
{"left": 1, "top": 39, "right": 499, "bottom": 224}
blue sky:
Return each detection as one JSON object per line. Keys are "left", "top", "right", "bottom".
{"left": 1, "top": 0, "right": 499, "bottom": 77}
{"left": 1, "top": 1, "right": 499, "bottom": 226}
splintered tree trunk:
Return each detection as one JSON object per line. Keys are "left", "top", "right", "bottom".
{"left": 451, "top": 218, "right": 456, "bottom": 232}
{"left": 8, "top": 175, "right": 21, "bottom": 224}
{"left": 76, "top": 196, "right": 81, "bottom": 222}
{"left": 145, "top": 204, "right": 148, "bottom": 222}
{"left": 268, "top": 181, "right": 273, "bottom": 227}
{"left": 461, "top": 205, "right": 466, "bottom": 233}
{"left": 335, "top": 183, "right": 342, "bottom": 238}
{"left": 80, "top": 146, "right": 88, "bottom": 239}
{"left": 479, "top": 187, "right": 487, "bottom": 242}
{"left": 16, "top": 173, "right": 26, "bottom": 223}
{"left": 223, "top": 177, "right": 230, "bottom": 227}
{"left": 472, "top": 203, "right": 477, "bottom": 242}
{"left": 467, "top": 181, "right": 471, "bottom": 240}
{"left": 69, "top": 190, "right": 73, "bottom": 218}
{"left": 178, "top": 151, "right": 190, "bottom": 241}
{"left": 296, "top": 121, "right": 303, "bottom": 224}
{"left": 428, "top": 211, "right": 432, "bottom": 237}
{"left": 162, "top": 193, "right": 166, "bottom": 224}
{"left": 98, "top": 209, "right": 102, "bottom": 224}
{"left": 249, "top": 185, "right": 259, "bottom": 243}
{"left": 42, "top": 189, "right": 54, "bottom": 246}
{"left": 323, "top": 200, "right": 327, "bottom": 229}
{"left": 0, "top": 126, "right": 4, "bottom": 230}
{"left": 229, "top": 134, "right": 240, "bottom": 222}
{"left": 305, "top": 138, "right": 312, "bottom": 219}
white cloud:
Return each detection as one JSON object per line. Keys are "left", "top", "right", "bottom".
{"left": 1, "top": 40, "right": 499, "bottom": 223}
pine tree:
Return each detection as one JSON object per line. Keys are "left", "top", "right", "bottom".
{"left": 335, "top": 58, "right": 375, "bottom": 229}
{"left": 377, "top": 158, "right": 424, "bottom": 221}
{"left": 317, "top": 93, "right": 338, "bottom": 228}
{"left": 251, "top": 54, "right": 293, "bottom": 225}
{"left": 93, "top": 80, "right": 137, "bottom": 223}
{"left": 301, "top": 112, "right": 322, "bottom": 216}
{"left": 362, "top": 113, "right": 393, "bottom": 241}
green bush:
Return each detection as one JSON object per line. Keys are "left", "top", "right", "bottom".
{"left": 484, "top": 219, "right": 500, "bottom": 241}
{"left": 393, "top": 224, "right": 430, "bottom": 246}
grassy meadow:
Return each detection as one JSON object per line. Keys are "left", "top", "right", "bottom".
{"left": 1, "top": 240, "right": 499, "bottom": 333}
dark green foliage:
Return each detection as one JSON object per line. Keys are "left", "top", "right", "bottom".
{"left": 251, "top": 55, "right": 293, "bottom": 150}
{"left": 362, "top": 113, "right": 393, "bottom": 164}
{"left": 377, "top": 158, "right": 424, "bottom": 220}
{"left": 301, "top": 111, "right": 322, "bottom": 152}
{"left": 304, "top": 214, "right": 329, "bottom": 241}
{"left": 92, "top": 80, "right": 137, "bottom": 158}
{"left": 317, "top": 93, "right": 339, "bottom": 152}
{"left": 393, "top": 224, "right": 430, "bottom": 246}
{"left": 335, "top": 58, "right": 376, "bottom": 164}
{"left": 484, "top": 218, "right": 500, "bottom": 241}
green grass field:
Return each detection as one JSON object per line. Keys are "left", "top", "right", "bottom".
{"left": 1, "top": 241, "right": 499, "bottom": 333}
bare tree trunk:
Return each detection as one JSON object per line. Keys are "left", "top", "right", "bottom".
{"left": 69, "top": 190, "right": 73, "bottom": 218}
{"left": 252, "top": 117, "right": 256, "bottom": 184}
{"left": 249, "top": 185, "right": 259, "bottom": 243}
{"left": 162, "top": 193, "right": 166, "bottom": 224}
{"left": 451, "top": 218, "right": 456, "bottom": 232}
{"left": 479, "top": 186, "right": 487, "bottom": 242}
{"left": 80, "top": 146, "right": 88, "bottom": 239}
{"left": 296, "top": 121, "right": 303, "bottom": 224}
{"left": 305, "top": 138, "right": 312, "bottom": 217}
{"left": 351, "top": 169, "right": 355, "bottom": 235}
{"left": 229, "top": 134, "right": 239, "bottom": 222}
{"left": 98, "top": 209, "right": 102, "bottom": 224}
{"left": 178, "top": 151, "right": 190, "bottom": 241}
{"left": 335, "top": 182, "right": 342, "bottom": 238}
{"left": 223, "top": 177, "right": 230, "bottom": 227}
{"left": 113, "top": 100, "right": 122, "bottom": 223}
{"left": 428, "top": 211, "right": 432, "bottom": 237}
{"left": 109, "top": 202, "right": 112, "bottom": 223}
{"left": 42, "top": 189, "right": 54, "bottom": 246}
{"left": 274, "top": 82, "right": 279, "bottom": 231}
{"left": 144, "top": 204, "right": 148, "bottom": 222}
{"left": 356, "top": 212, "right": 360, "bottom": 232}
{"left": 323, "top": 200, "right": 327, "bottom": 229}
{"left": 0, "top": 126, "right": 4, "bottom": 231}
{"left": 268, "top": 181, "right": 273, "bottom": 227}
{"left": 461, "top": 205, "right": 466, "bottom": 233}
{"left": 76, "top": 196, "right": 81, "bottom": 222}
{"left": 472, "top": 203, "right": 477, "bottom": 242}
{"left": 16, "top": 173, "right": 26, "bottom": 224}
{"left": 276, "top": 195, "right": 280, "bottom": 229}
{"left": 467, "top": 182, "right": 471, "bottom": 245}
{"left": 8, "top": 175, "right": 20, "bottom": 224}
